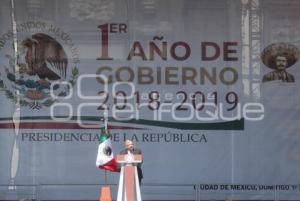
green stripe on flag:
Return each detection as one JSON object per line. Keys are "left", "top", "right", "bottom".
{"left": 98, "top": 129, "right": 110, "bottom": 143}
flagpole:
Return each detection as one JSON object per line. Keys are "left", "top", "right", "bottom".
{"left": 104, "top": 109, "right": 108, "bottom": 185}
{"left": 104, "top": 109, "right": 108, "bottom": 130}
{"left": 105, "top": 170, "right": 108, "bottom": 185}
{"left": 99, "top": 109, "right": 112, "bottom": 201}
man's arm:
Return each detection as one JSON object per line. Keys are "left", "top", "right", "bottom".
{"left": 119, "top": 149, "right": 126, "bottom": 155}
{"left": 134, "top": 148, "right": 143, "bottom": 165}
{"left": 133, "top": 148, "right": 142, "bottom": 155}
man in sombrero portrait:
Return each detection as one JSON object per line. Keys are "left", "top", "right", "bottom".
{"left": 261, "top": 43, "right": 300, "bottom": 83}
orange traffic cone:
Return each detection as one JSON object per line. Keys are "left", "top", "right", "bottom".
{"left": 100, "top": 186, "right": 112, "bottom": 201}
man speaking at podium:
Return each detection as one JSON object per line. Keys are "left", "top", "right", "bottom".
{"left": 119, "top": 140, "right": 143, "bottom": 184}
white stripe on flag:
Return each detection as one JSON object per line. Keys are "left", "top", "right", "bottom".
{"left": 96, "top": 138, "right": 114, "bottom": 167}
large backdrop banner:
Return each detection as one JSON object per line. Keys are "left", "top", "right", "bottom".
{"left": 1, "top": 0, "right": 300, "bottom": 200}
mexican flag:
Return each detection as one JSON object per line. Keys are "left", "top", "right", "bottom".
{"left": 96, "top": 129, "right": 119, "bottom": 172}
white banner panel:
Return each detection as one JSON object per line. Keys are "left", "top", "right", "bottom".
{"left": 1, "top": 0, "right": 300, "bottom": 200}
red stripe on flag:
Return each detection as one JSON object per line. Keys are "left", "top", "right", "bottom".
{"left": 99, "top": 158, "right": 120, "bottom": 172}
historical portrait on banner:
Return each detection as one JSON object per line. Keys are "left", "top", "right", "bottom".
{"left": 261, "top": 43, "right": 299, "bottom": 83}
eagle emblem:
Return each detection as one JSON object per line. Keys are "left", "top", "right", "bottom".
{"left": 21, "top": 33, "right": 68, "bottom": 80}
{"left": 103, "top": 146, "right": 112, "bottom": 156}
{"left": 0, "top": 32, "right": 79, "bottom": 110}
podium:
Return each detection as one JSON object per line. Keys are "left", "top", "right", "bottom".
{"left": 116, "top": 153, "right": 142, "bottom": 201}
